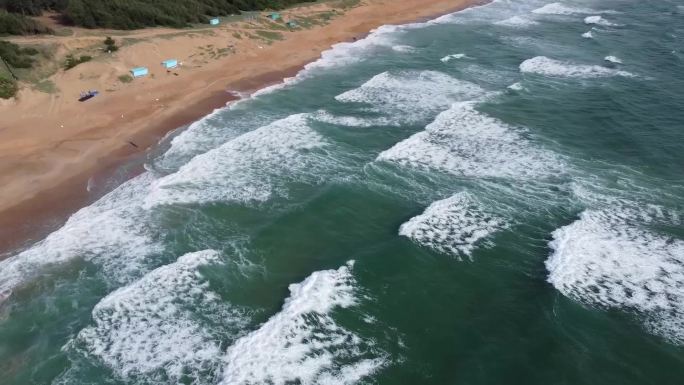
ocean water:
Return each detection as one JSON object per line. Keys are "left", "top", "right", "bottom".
{"left": 2, "top": 0, "right": 684, "bottom": 384}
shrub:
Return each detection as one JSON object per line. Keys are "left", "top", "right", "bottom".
{"left": 64, "top": 54, "right": 91, "bottom": 70}
{"left": 118, "top": 74, "right": 132, "bottom": 83}
{"left": 0, "top": 75, "right": 18, "bottom": 99}
{"left": 0, "top": 10, "right": 52, "bottom": 35}
{"left": 0, "top": 40, "right": 37, "bottom": 68}
{"left": 103, "top": 36, "right": 118, "bottom": 52}
{"left": 3, "top": 0, "right": 317, "bottom": 31}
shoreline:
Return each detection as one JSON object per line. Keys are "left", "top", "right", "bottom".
{"left": 0, "top": 0, "right": 485, "bottom": 257}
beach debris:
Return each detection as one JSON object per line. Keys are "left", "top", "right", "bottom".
{"left": 128, "top": 141, "right": 139, "bottom": 148}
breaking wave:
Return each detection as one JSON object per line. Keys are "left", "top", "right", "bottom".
{"left": 440, "top": 53, "right": 470, "bottom": 62}
{"left": 0, "top": 173, "right": 160, "bottom": 296}
{"left": 520, "top": 56, "right": 633, "bottom": 78}
{"left": 495, "top": 15, "right": 539, "bottom": 28}
{"left": 67, "top": 250, "right": 246, "bottom": 384}
{"left": 377, "top": 102, "right": 563, "bottom": 179}
{"left": 221, "top": 261, "right": 385, "bottom": 385}
{"left": 335, "top": 71, "right": 486, "bottom": 124}
{"left": 146, "top": 114, "right": 332, "bottom": 207}
{"left": 584, "top": 15, "right": 619, "bottom": 27}
{"left": 399, "top": 192, "right": 508, "bottom": 259}
{"left": 547, "top": 209, "right": 684, "bottom": 344}
{"left": 532, "top": 3, "right": 615, "bottom": 16}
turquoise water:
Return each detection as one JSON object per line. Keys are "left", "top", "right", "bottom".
{"left": 2, "top": 0, "right": 684, "bottom": 384}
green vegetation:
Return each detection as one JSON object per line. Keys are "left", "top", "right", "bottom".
{"left": 255, "top": 30, "right": 283, "bottom": 42}
{"left": 103, "top": 36, "right": 118, "bottom": 52}
{"left": 0, "top": 40, "right": 39, "bottom": 68}
{"left": 0, "top": 10, "right": 52, "bottom": 35}
{"left": 118, "top": 74, "right": 132, "bottom": 83}
{"left": 1, "top": 1, "right": 317, "bottom": 31}
{"left": 33, "top": 78, "right": 56, "bottom": 93}
{"left": 0, "top": 75, "right": 17, "bottom": 98}
{"left": 63, "top": 53, "right": 90, "bottom": 70}
{"left": 334, "top": 0, "right": 360, "bottom": 10}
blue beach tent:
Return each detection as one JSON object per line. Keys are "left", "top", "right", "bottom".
{"left": 209, "top": 18, "right": 220, "bottom": 25}
{"left": 268, "top": 13, "right": 281, "bottom": 21}
{"left": 130, "top": 67, "right": 149, "bottom": 78}
{"left": 161, "top": 59, "right": 178, "bottom": 69}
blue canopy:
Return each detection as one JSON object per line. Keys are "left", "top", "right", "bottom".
{"left": 161, "top": 59, "right": 178, "bottom": 69}
{"left": 130, "top": 67, "right": 149, "bottom": 77}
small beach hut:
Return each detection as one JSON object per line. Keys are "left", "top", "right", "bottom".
{"left": 268, "top": 12, "right": 281, "bottom": 21}
{"left": 130, "top": 67, "right": 149, "bottom": 78}
{"left": 161, "top": 59, "right": 178, "bottom": 69}
{"left": 209, "top": 18, "right": 220, "bottom": 25}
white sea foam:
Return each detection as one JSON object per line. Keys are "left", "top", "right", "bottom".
{"left": 429, "top": 0, "right": 543, "bottom": 25}
{"left": 159, "top": 110, "right": 274, "bottom": 171}
{"left": 391, "top": 45, "right": 416, "bottom": 53}
{"left": 302, "top": 24, "right": 409, "bottom": 74}
{"left": 72, "top": 250, "right": 244, "bottom": 383}
{"left": 377, "top": 102, "right": 563, "bottom": 179}
{"left": 532, "top": 3, "right": 612, "bottom": 15}
{"left": 440, "top": 53, "right": 470, "bottom": 63}
{"left": 507, "top": 82, "right": 525, "bottom": 91}
{"left": 312, "top": 110, "right": 394, "bottom": 128}
{"left": 584, "top": 15, "right": 618, "bottom": 26}
{"left": 146, "top": 114, "right": 329, "bottom": 207}
{"left": 249, "top": 76, "right": 300, "bottom": 98}
{"left": 400, "top": 192, "right": 508, "bottom": 259}
{"left": 547, "top": 209, "right": 684, "bottom": 344}
{"left": 336, "top": 71, "right": 485, "bottom": 123}
{"left": 582, "top": 30, "right": 594, "bottom": 39}
{"left": 221, "top": 261, "right": 385, "bottom": 385}
{"left": 495, "top": 15, "right": 539, "bottom": 28}
{"left": 604, "top": 55, "right": 622, "bottom": 64}
{"left": 520, "top": 56, "right": 633, "bottom": 78}
{"left": 0, "top": 173, "right": 159, "bottom": 295}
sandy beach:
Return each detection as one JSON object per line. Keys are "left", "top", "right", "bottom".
{"left": 0, "top": 0, "right": 482, "bottom": 254}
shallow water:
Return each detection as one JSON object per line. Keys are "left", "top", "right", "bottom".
{"left": 2, "top": 0, "right": 684, "bottom": 384}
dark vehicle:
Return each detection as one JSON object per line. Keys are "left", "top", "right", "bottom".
{"left": 78, "top": 90, "right": 99, "bottom": 102}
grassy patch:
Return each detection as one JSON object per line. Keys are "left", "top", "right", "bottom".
{"left": 53, "top": 28, "right": 74, "bottom": 37}
{"left": 64, "top": 54, "right": 92, "bottom": 70}
{"left": 0, "top": 75, "right": 18, "bottom": 99}
{"left": 232, "top": 31, "right": 242, "bottom": 39}
{"left": 265, "top": 21, "right": 288, "bottom": 31}
{"left": 255, "top": 30, "right": 284, "bottom": 41}
{"left": 118, "top": 74, "right": 133, "bottom": 83}
{"left": 32, "top": 79, "right": 57, "bottom": 93}
{"left": 334, "top": 0, "right": 361, "bottom": 10}
{"left": 121, "top": 37, "right": 144, "bottom": 46}
{"left": 0, "top": 40, "right": 39, "bottom": 68}
{"left": 10, "top": 43, "right": 59, "bottom": 83}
